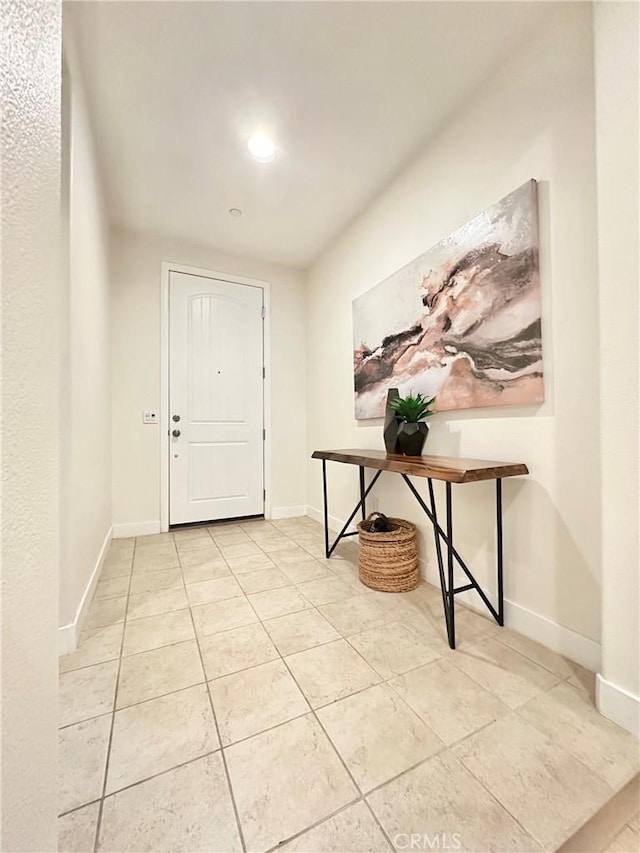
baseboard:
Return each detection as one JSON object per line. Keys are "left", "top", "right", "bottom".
{"left": 58, "top": 526, "right": 113, "bottom": 655}
{"left": 306, "top": 503, "right": 602, "bottom": 673}
{"left": 306, "top": 505, "right": 349, "bottom": 531}
{"left": 112, "top": 520, "right": 161, "bottom": 539}
{"left": 596, "top": 674, "right": 640, "bottom": 737}
{"left": 271, "top": 505, "right": 308, "bottom": 520}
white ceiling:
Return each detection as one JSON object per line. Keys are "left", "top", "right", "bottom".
{"left": 70, "top": 1, "right": 555, "bottom": 268}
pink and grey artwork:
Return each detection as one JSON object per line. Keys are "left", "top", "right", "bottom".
{"left": 352, "top": 180, "right": 543, "bottom": 419}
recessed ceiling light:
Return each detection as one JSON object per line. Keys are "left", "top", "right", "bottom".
{"left": 229, "top": 208, "right": 243, "bottom": 217}
{"left": 247, "top": 133, "right": 276, "bottom": 164}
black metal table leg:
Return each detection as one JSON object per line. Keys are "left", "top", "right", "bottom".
{"left": 445, "top": 482, "right": 456, "bottom": 649}
{"left": 321, "top": 461, "right": 382, "bottom": 559}
{"left": 497, "top": 478, "right": 504, "bottom": 625}
{"left": 427, "top": 478, "right": 452, "bottom": 642}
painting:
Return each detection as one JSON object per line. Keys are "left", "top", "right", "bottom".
{"left": 352, "top": 180, "right": 543, "bottom": 419}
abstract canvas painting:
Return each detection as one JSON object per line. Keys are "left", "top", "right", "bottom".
{"left": 352, "top": 180, "right": 543, "bottom": 419}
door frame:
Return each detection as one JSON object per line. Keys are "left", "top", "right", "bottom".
{"left": 159, "top": 261, "right": 272, "bottom": 532}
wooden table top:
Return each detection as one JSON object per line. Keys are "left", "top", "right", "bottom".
{"left": 311, "top": 449, "right": 528, "bottom": 483}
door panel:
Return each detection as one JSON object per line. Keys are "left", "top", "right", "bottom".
{"left": 169, "top": 272, "right": 264, "bottom": 524}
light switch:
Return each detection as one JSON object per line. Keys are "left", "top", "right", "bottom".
{"left": 143, "top": 411, "right": 158, "bottom": 424}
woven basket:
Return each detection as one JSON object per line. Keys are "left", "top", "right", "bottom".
{"left": 357, "top": 513, "right": 419, "bottom": 592}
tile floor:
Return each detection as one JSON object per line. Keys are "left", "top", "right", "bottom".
{"left": 58, "top": 517, "right": 639, "bottom": 853}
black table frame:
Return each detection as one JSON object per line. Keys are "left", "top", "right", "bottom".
{"left": 320, "top": 460, "right": 504, "bottom": 649}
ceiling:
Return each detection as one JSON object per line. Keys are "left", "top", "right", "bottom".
{"left": 69, "top": 1, "right": 556, "bottom": 268}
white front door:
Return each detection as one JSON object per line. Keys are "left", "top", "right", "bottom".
{"left": 169, "top": 271, "right": 264, "bottom": 525}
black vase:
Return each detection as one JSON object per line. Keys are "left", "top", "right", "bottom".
{"left": 383, "top": 388, "right": 400, "bottom": 454}
{"left": 397, "top": 422, "right": 429, "bottom": 456}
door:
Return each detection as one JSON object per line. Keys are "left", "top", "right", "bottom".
{"left": 169, "top": 271, "right": 264, "bottom": 524}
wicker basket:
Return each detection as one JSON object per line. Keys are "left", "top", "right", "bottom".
{"left": 357, "top": 513, "right": 419, "bottom": 592}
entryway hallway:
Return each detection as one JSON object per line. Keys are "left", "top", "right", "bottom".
{"left": 59, "top": 518, "right": 638, "bottom": 852}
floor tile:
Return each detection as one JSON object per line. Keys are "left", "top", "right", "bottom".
{"left": 59, "top": 623, "right": 124, "bottom": 673}
{"left": 363, "top": 589, "right": 438, "bottom": 622}
{"left": 59, "top": 714, "right": 111, "bottom": 814}
{"left": 106, "top": 684, "right": 219, "bottom": 793}
{"left": 348, "top": 621, "right": 442, "bottom": 679}
{"left": 320, "top": 595, "right": 389, "bottom": 636}
{"left": 517, "top": 680, "right": 640, "bottom": 789}
{"left": 367, "top": 751, "right": 540, "bottom": 852}
{"left": 240, "top": 519, "right": 276, "bottom": 533}
{"left": 179, "top": 548, "right": 228, "bottom": 568}
{"left": 280, "top": 560, "right": 333, "bottom": 584}
{"left": 95, "top": 576, "right": 130, "bottom": 600}
{"left": 225, "top": 714, "right": 358, "bottom": 853}
{"left": 219, "top": 540, "right": 262, "bottom": 558}
{"left": 248, "top": 586, "right": 311, "bottom": 620}
{"left": 186, "top": 576, "right": 244, "bottom": 606}
{"left": 298, "top": 542, "right": 326, "bottom": 559}
{"left": 606, "top": 822, "right": 640, "bottom": 853}
{"left": 297, "top": 576, "right": 361, "bottom": 606}
{"left": 132, "top": 549, "right": 179, "bottom": 572}
{"left": 566, "top": 662, "right": 597, "bottom": 701}
{"left": 200, "top": 622, "right": 279, "bottom": 680}
{"left": 278, "top": 801, "right": 391, "bottom": 853}
{"left": 84, "top": 596, "right": 127, "bottom": 630}
{"left": 318, "top": 684, "right": 442, "bottom": 792}
{"left": 135, "top": 533, "right": 174, "bottom": 548}
{"left": 128, "top": 568, "right": 182, "bottom": 595}
{"left": 389, "top": 658, "right": 508, "bottom": 745}
{"left": 453, "top": 713, "right": 611, "bottom": 849}
{"left": 58, "top": 802, "right": 100, "bottom": 852}
{"left": 116, "top": 640, "right": 204, "bottom": 708}
{"left": 258, "top": 537, "right": 301, "bottom": 553}
{"left": 209, "top": 530, "right": 252, "bottom": 545}
{"left": 132, "top": 542, "right": 177, "bottom": 561}
{"left": 264, "top": 608, "right": 340, "bottom": 655}
{"left": 108, "top": 539, "right": 135, "bottom": 558}
{"left": 192, "top": 596, "right": 258, "bottom": 636}
{"left": 245, "top": 525, "right": 288, "bottom": 542}
{"left": 210, "top": 659, "right": 309, "bottom": 745}
{"left": 176, "top": 537, "right": 220, "bottom": 555}
{"left": 268, "top": 545, "right": 314, "bottom": 566}
{"left": 60, "top": 660, "right": 119, "bottom": 728}
{"left": 126, "top": 587, "right": 188, "bottom": 620}
{"left": 286, "top": 639, "right": 380, "bottom": 708}
{"left": 122, "top": 609, "right": 194, "bottom": 656}
{"left": 99, "top": 753, "right": 241, "bottom": 852}
{"left": 226, "top": 552, "right": 276, "bottom": 574}
{"left": 451, "top": 637, "right": 560, "bottom": 708}
{"left": 100, "top": 560, "right": 132, "bottom": 579}
{"left": 181, "top": 557, "right": 232, "bottom": 582}
{"left": 236, "top": 567, "right": 291, "bottom": 594}
{"left": 495, "top": 628, "right": 577, "bottom": 678}
{"left": 172, "top": 526, "right": 212, "bottom": 542}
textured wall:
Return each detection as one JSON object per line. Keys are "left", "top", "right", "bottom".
{"left": 306, "top": 5, "right": 602, "bottom": 651}
{"left": 110, "top": 228, "right": 307, "bottom": 528}
{"left": 1, "top": 0, "right": 61, "bottom": 849}
{"left": 594, "top": 0, "right": 640, "bottom": 733}
{"left": 59, "top": 29, "right": 112, "bottom": 629}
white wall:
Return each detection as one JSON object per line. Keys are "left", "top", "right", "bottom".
{"left": 110, "top": 229, "right": 307, "bottom": 532}
{"left": 0, "top": 0, "right": 61, "bottom": 848}
{"left": 306, "top": 4, "right": 601, "bottom": 666}
{"left": 594, "top": 0, "right": 640, "bottom": 736}
{"left": 59, "top": 28, "right": 112, "bottom": 637}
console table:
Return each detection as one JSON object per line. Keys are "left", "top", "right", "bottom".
{"left": 311, "top": 449, "right": 529, "bottom": 649}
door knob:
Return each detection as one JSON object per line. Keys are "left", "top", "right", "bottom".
{"left": 172, "top": 414, "right": 181, "bottom": 422}
{"left": 172, "top": 429, "right": 181, "bottom": 438}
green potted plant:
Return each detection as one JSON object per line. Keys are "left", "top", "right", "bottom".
{"left": 389, "top": 392, "right": 436, "bottom": 456}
